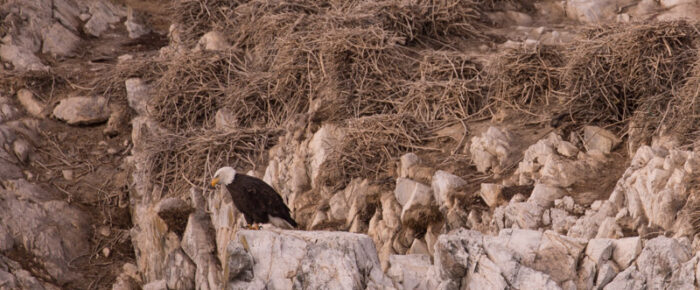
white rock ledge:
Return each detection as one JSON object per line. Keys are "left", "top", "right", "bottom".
{"left": 227, "top": 229, "right": 394, "bottom": 290}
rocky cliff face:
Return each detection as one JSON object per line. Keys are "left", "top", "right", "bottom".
{"left": 1, "top": 0, "right": 700, "bottom": 289}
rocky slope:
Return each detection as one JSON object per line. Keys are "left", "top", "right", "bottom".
{"left": 0, "top": 0, "right": 699, "bottom": 289}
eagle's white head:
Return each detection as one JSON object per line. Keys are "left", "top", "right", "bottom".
{"left": 211, "top": 166, "right": 236, "bottom": 187}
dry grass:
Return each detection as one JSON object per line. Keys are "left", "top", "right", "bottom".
{"left": 316, "top": 114, "right": 431, "bottom": 189}
{"left": 561, "top": 21, "right": 699, "bottom": 128}
{"left": 146, "top": 127, "right": 283, "bottom": 196}
{"left": 487, "top": 45, "right": 564, "bottom": 116}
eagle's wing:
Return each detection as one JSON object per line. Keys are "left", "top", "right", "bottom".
{"left": 237, "top": 175, "right": 297, "bottom": 228}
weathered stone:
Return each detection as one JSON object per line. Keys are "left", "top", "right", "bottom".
{"left": 399, "top": 153, "right": 420, "bottom": 178}
{"left": 387, "top": 254, "right": 431, "bottom": 290}
{"left": 41, "top": 22, "right": 81, "bottom": 57}
{"left": 596, "top": 261, "right": 619, "bottom": 290}
{"left": 125, "top": 9, "right": 151, "bottom": 39}
{"left": 84, "top": 1, "right": 126, "bottom": 37}
{"left": 407, "top": 238, "right": 429, "bottom": 256}
{"left": 517, "top": 133, "right": 600, "bottom": 187}
{"left": 197, "top": 31, "right": 230, "bottom": 51}
{"left": 603, "top": 265, "right": 645, "bottom": 290}
{"left": 611, "top": 237, "right": 641, "bottom": 269}
{"left": 611, "top": 146, "right": 698, "bottom": 232}
{"left": 668, "top": 254, "right": 698, "bottom": 290}
{"left": 53, "top": 96, "right": 110, "bottom": 125}
{"left": 550, "top": 208, "right": 576, "bottom": 234}
{"left": 635, "top": 236, "right": 692, "bottom": 289}
{"left": 226, "top": 241, "right": 254, "bottom": 282}
{"left": 182, "top": 209, "right": 223, "bottom": 290}
{"left": 0, "top": 44, "right": 49, "bottom": 71}
{"left": 528, "top": 184, "right": 566, "bottom": 208}
{"left": 328, "top": 191, "right": 349, "bottom": 223}
{"left": 596, "top": 217, "right": 623, "bottom": 239}
{"left": 230, "top": 229, "right": 393, "bottom": 289}
{"left": 531, "top": 230, "right": 587, "bottom": 283}
{"left": 308, "top": 124, "right": 345, "bottom": 186}
{"left": 583, "top": 126, "right": 621, "bottom": 154}
{"left": 125, "top": 78, "right": 152, "bottom": 115}
{"left": 143, "top": 280, "right": 167, "bottom": 290}
{"left": 586, "top": 238, "right": 614, "bottom": 266}
{"left": 431, "top": 170, "right": 466, "bottom": 209}
{"left": 0, "top": 179, "right": 89, "bottom": 284}
{"left": 470, "top": 127, "right": 518, "bottom": 174}
{"left": 16, "top": 89, "right": 45, "bottom": 117}
{"left": 577, "top": 257, "right": 597, "bottom": 290}
{"left": 165, "top": 249, "right": 197, "bottom": 290}
{"left": 480, "top": 183, "right": 503, "bottom": 208}
{"left": 568, "top": 201, "right": 616, "bottom": 239}
{"left": 12, "top": 139, "right": 31, "bottom": 163}
{"left": 504, "top": 202, "right": 543, "bottom": 230}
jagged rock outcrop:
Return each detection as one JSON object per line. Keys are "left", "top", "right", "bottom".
{"left": 608, "top": 145, "right": 699, "bottom": 234}
{"left": 469, "top": 127, "right": 519, "bottom": 174}
{"left": 0, "top": 0, "right": 126, "bottom": 71}
{"left": 227, "top": 229, "right": 394, "bottom": 289}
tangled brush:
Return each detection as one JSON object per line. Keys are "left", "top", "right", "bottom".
{"left": 561, "top": 21, "right": 699, "bottom": 127}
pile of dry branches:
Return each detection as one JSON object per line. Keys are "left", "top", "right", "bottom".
{"left": 146, "top": 127, "right": 283, "bottom": 196}
{"left": 486, "top": 45, "right": 564, "bottom": 116}
{"left": 316, "top": 114, "right": 430, "bottom": 189}
{"left": 561, "top": 21, "right": 699, "bottom": 127}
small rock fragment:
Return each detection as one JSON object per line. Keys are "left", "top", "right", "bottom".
{"left": 480, "top": 183, "right": 503, "bottom": 207}
{"left": 12, "top": 139, "right": 31, "bottom": 163}
{"left": 53, "top": 96, "right": 110, "bottom": 125}
{"left": 143, "top": 280, "right": 167, "bottom": 290}
{"left": 196, "top": 31, "right": 230, "bottom": 51}
{"left": 16, "top": 89, "right": 45, "bottom": 117}
{"left": 583, "top": 126, "right": 620, "bottom": 154}
{"left": 431, "top": 170, "right": 466, "bottom": 209}
{"left": 62, "top": 170, "right": 74, "bottom": 180}
{"left": 398, "top": 153, "right": 420, "bottom": 178}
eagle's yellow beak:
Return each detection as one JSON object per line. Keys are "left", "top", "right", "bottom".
{"left": 211, "top": 178, "right": 220, "bottom": 187}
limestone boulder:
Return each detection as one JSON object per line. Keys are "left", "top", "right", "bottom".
{"left": 0, "top": 179, "right": 90, "bottom": 285}
{"left": 386, "top": 254, "right": 432, "bottom": 290}
{"left": 431, "top": 170, "right": 466, "bottom": 210}
{"left": 227, "top": 230, "right": 394, "bottom": 289}
{"left": 126, "top": 78, "right": 152, "bottom": 115}
{"left": 610, "top": 145, "right": 699, "bottom": 232}
{"left": 469, "top": 127, "right": 518, "bottom": 174}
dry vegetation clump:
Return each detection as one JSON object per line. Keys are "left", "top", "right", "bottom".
{"left": 171, "top": 0, "right": 245, "bottom": 46}
{"left": 147, "top": 0, "right": 499, "bottom": 194}
{"left": 398, "top": 50, "right": 486, "bottom": 123}
{"left": 146, "top": 127, "right": 283, "bottom": 196}
{"left": 316, "top": 114, "right": 431, "bottom": 189}
{"left": 561, "top": 21, "right": 699, "bottom": 129}
{"left": 486, "top": 45, "right": 564, "bottom": 116}
{"left": 351, "top": 0, "right": 487, "bottom": 43}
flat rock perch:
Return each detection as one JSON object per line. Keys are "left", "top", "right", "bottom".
{"left": 53, "top": 96, "right": 110, "bottom": 125}
{"left": 228, "top": 229, "right": 394, "bottom": 290}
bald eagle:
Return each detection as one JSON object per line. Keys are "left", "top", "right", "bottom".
{"left": 210, "top": 166, "right": 297, "bottom": 230}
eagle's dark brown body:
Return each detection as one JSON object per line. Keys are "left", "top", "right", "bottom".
{"left": 225, "top": 173, "right": 297, "bottom": 228}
